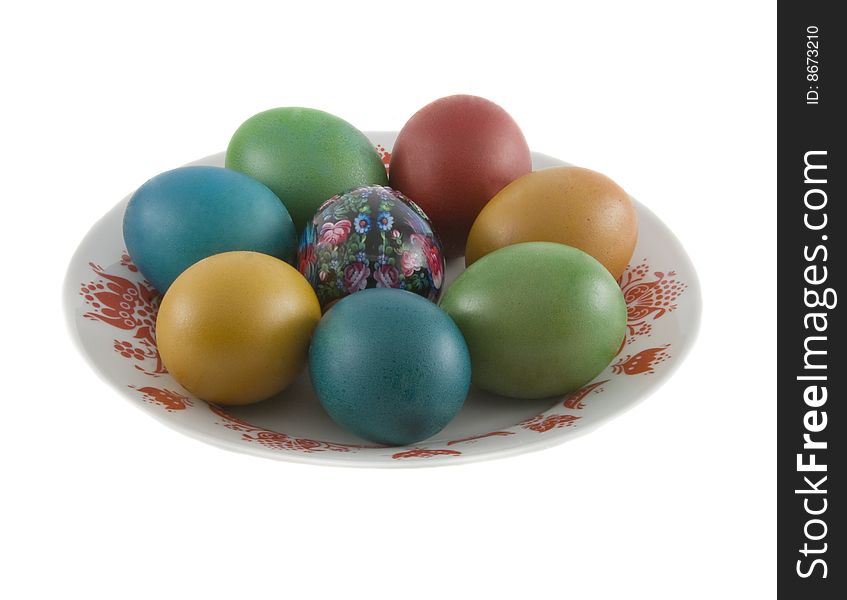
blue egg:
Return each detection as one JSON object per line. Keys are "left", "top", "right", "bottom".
{"left": 309, "top": 288, "right": 470, "bottom": 445}
{"left": 123, "top": 166, "right": 296, "bottom": 293}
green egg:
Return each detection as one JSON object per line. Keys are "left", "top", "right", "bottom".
{"left": 225, "top": 107, "right": 388, "bottom": 231}
{"left": 439, "top": 242, "right": 627, "bottom": 399}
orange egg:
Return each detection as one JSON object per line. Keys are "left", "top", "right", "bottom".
{"left": 156, "top": 251, "right": 321, "bottom": 405}
{"left": 465, "top": 166, "right": 637, "bottom": 279}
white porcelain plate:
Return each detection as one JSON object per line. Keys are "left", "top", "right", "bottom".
{"left": 64, "top": 132, "right": 701, "bottom": 467}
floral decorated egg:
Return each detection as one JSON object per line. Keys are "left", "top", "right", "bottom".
{"left": 297, "top": 185, "right": 445, "bottom": 310}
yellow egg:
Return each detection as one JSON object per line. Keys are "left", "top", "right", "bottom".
{"left": 156, "top": 251, "right": 321, "bottom": 405}
{"left": 465, "top": 166, "right": 638, "bottom": 280}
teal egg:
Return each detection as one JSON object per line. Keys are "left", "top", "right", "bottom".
{"left": 123, "top": 166, "right": 296, "bottom": 293}
{"left": 309, "top": 288, "right": 470, "bottom": 445}
{"left": 439, "top": 242, "right": 627, "bottom": 399}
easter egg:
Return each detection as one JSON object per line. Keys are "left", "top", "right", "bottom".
{"left": 225, "top": 107, "right": 389, "bottom": 230}
{"left": 388, "top": 95, "right": 531, "bottom": 257}
{"left": 297, "top": 185, "right": 445, "bottom": 310}
{"left": 309, "top": 289, "right": 471, "bottom": 445}
{"left": 439, "top": 242, "right": 626, "bottom": 399}
{"left": 156, "top": 251, "right": 321, "bottom": 405}
{"left": 123, "top": 166, "right": 296, "bottom": 293}
{"left": 465, "top": 166, "right": 638, "bottom": 279}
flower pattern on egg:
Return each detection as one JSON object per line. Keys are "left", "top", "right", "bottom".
{"left": 297, "top": 185, "right": 445, "bottom": 310}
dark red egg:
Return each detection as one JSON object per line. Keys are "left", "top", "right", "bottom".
{"left": 388, "top": 95, "right": 532, "bottom": 257}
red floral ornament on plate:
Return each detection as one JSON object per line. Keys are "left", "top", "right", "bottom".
{"left": 119, "top": 251, "right": 138, "bottom": 272}
{"left": 619, "top": 259, "right": 688, "bottom": 344}
{"left": 612, "top": 345, "right": 672, "bottom": 375}
{"left": 80, "top": 259, "right": 166, "bottom": 376}
{"left": 375, "top": 144, "right": 391, "bottom": 173}
{"left": 130, "top": 386, "right": 192, "bottom": 411}
{"left": 563, "top": 379, "right": 610, "bottom": 410}
{"left": 392, "top": 448, "right": 462, "bottom": 459}
{"left": 520, "top": 414, "right": 580, "bottom": 433}
{"left": 208, "top": 404, "right": 384, "bottom": 453}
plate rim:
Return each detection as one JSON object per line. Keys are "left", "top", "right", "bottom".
{"left": 63, "top": 133, "right": 702, "bottom": 468}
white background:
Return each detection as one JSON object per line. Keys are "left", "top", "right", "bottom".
{"left": 2, "top": 1, "right": 775, "bottom": 598}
